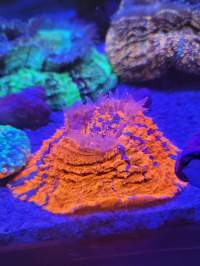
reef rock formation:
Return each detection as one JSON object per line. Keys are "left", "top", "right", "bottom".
{"left": 106, "top": 0, "right": 200, "bottom": 82}
{"left": 0, "top": 87, "right": 51, "bottom": 129}
{"left": 9, "top": 96, "right": 186, "bottom": 215}
{"left": 0, "top": 16, "right": 117, "bottom": 110}
{"left": 0, "top": 126, "right": 31, "bottom": 179}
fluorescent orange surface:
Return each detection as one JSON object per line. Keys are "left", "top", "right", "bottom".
{"left": 9, "top": 98, "right": 187, "bottom": 214}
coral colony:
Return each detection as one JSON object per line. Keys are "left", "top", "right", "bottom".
{"left": 106, "top": 0, "right": 200, "bottom": 82}
{"left": 0, "top": 87, "right": 51, "bottom": 129}
{"left": 0, "top": 15, "right": 117, "bottom": 188}
{"left": 4, "top": 1, "right": 200, "bottom": 256}
{"left": 0, "top": 125, "right": 31, "bottom": 179}
{"left": 1, "top": 1, "right": 197, "bottom": 225}
{"left": 9, "top": 96, "right": 186, "bottom": 215}
{"left": 0, "top": 17, "right": 117, "bottom": 110}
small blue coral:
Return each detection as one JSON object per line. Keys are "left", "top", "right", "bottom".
{"left": 0, "top": 125, "right": 31, "bottom": 179}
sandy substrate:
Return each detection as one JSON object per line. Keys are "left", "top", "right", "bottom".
{"left": 0, "top": 184, "right": 200, "bottom": 247}
{"left": 1, "top": 81, "right": 200, "bottom": 247}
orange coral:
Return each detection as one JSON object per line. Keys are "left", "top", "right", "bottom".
{"left": 9, "top": 97, "right": 186, "bottom": 215}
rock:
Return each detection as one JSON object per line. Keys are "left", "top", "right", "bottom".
{"left": 106, "top": 0, "right": 200, "bottom": 82}
{"left": 0, "top": 125, "right": 31, "bottom": 179}
{"left": 9, "top": 95, "right": 186, "bottom": 215}
{"left": 0, "top": 87, "right": 51, "bottom": 129}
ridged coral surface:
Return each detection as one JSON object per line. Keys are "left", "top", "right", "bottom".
{"left": 0, "top": 126, "right": 31, "bottom": 179}
{"left": 9, "top": 97, "right": 186, "bottom": 214}
{"left": 106, "top": 0, "right": 200, "bottom": 82}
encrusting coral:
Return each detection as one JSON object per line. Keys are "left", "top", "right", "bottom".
{"left": 0, "top": 126, "right": 31, "bottom": 179}
{"left": 0, "top": 16, "right": 117, "bottom": 110}
{"left": 106, "top": 0, "right": 200, "bottom": 82}
{"left": 9, "top": 96, "right": 186, "bottom": 215}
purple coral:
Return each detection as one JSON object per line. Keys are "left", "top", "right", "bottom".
{"left": 0, "top": 87, "right": 51, "bottom": 130}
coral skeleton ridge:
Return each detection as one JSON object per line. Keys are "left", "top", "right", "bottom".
{"left": 9, "top": 97, "right": 186, "bottom": 215}
{"left": 106, "top": 0, "right": 200, "bottom": 82}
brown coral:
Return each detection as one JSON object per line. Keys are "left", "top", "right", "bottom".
{"left": 9, "top": 97, "right": 186, "bottom": 215}
{"left": 106, "top": 0, "right": 200, "bottom": 82}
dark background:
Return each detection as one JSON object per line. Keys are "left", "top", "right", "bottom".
{"left": 0, "top": 0, "right": 120, "bottom": 37}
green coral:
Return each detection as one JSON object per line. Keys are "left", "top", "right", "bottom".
{"left": 35, "top": 29, "right": 72, "bottom": 54}
{"left": 5, "top": 43, "right": 46, "bottom": 74}
{"left": 2, "top": 20, "right": 95, "bottom": 74}
{"left": 0, "top": 17, "right": 117, "bottom": 110}
{"left": 0, "top": 68, "right": 81, "bottom": 110}
{"left": 0, "top": 125, "right": 31, "bottom": 179}
{"left": 4, "top": 29, "right": 74, "bottom": 74}
{"left": 44, "top": 72, "right": 81, "bottom": 109}
{"left": 71, "top": 48, "right": 118, "bottom": 101}
{"left": 0, "top": 47, "right": 117, "bottom": 110}
{"left": 0, "top": 69, "right": 45, "bottom": 97}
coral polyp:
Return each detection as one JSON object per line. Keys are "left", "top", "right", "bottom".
{"left": 9, "top": 97, "right": 186, "bottom": 215}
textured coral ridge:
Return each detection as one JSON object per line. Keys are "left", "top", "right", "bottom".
{"left": 106, "top": 0, "right": 200, "bottom": 82}
{"left": 9, "top": 97, "right": 186, "bottom": 215}
{"left": 0, "top": 126, "right": 31, "bottom": 179}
